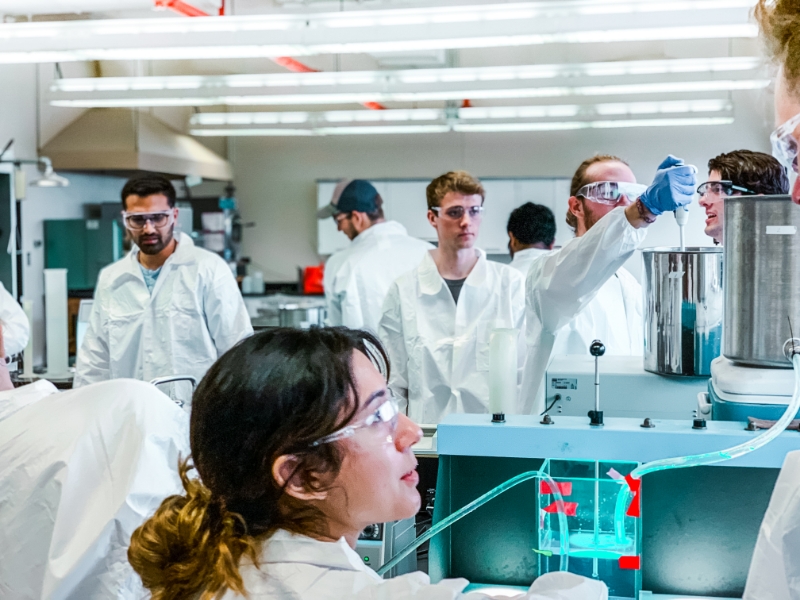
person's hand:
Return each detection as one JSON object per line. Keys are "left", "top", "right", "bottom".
{"left": 638, "top": 155, "right": 696, "bottom": 216}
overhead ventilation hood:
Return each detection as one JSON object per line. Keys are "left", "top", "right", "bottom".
{"left": 41, "top": 108, "right": 232, "bottom": 181}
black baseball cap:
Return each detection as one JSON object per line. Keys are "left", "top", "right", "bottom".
{"left": 317, "top": 179, "right": 380, "bottom": 219}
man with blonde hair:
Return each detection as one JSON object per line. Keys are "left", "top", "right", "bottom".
{"left": 379, "top": 171, "right": 526, "bottom": 424}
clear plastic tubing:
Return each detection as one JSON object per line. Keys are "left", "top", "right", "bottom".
{"left": 377, "top": 465, "right": 570, "bottom": 577}
{"left": 614, "top": 352, "right": 800, "bottom": 543}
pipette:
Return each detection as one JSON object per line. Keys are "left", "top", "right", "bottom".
{"left": 674, "top": 205, "right": 689, "bottom": 251}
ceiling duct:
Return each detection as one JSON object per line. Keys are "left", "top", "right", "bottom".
{"left": 40, "top": 108, "right": 232, "bottom": 180}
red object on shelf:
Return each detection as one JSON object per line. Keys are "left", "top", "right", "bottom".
{"left": 542, "top": 501, "right": 578, "bottom": 517}
{"left": 273, "top": 56, "right": 319, "bottom": 73}
{"left": 624, "top": 474, "right": 642, "bottom": 518}
{"left": 539, "top": 481, "right": 573, "bottom": 496}
{"left": 619, "top": 555, "right": 641, "bottom": 570}
{"left": 303, "top": 264, "right": 325, "bottom": 295}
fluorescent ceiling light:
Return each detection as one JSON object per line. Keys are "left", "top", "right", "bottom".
{"left": 189, "top": 116, "right": 734, "bottom": 137}
{"left": 190, "top": 100, "right": 733, "bottom": 126}
{"left": 51, "top": 78, "right": 769, "bottom": 108}
{"left": 0, "top": 1, "right": 756, "bottom": 64}
{"left": 51, "top": 56, "right": 762, "bottom": 94}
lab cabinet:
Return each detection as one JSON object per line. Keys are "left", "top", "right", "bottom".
{"left": 44, "top": 218, "right": 124, "bottom": 291}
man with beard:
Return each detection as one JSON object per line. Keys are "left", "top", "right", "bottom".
{"left": 74, "top": 174, "right": 252, "bottom": 408}
{"left": 521, "top": 154, "right": 695, "bottom": 414}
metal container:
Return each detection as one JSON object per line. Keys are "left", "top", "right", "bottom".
{"left": 643, "top": 247, "right": 723, "bottom": 376}
{"left": 278, "top": 304, "right": 327, "bottom": 329}
{"left": 724, "top": 195, "right": 800, "bottom": 367}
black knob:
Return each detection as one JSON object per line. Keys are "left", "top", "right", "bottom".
{"left": 692, "top": 418, "right": 707, "bottom": 430}
{"left": 590, "top": 340, "right": 606, "bottom": 357}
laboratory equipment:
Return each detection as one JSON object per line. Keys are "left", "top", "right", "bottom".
{"left": 43, "top": 269, "right": 70, "bottom": 378}
{"left": 642, "top": 247, "right": 723, "bottom": 376}
{"left": 723, "top": 194, "right": 800, "bottom": 367}
{"left": 278, "top": 304, "right": 326, "bottom": 329}
{"left": 489, "top": 328, "right": 517, "bottom": 422}
{"left": 545, "top": 355, "right": 706, "bottom": 420}
{"left": 75, "top": 299, "right": 93, "bottom": 355}
{"left": 355, "top": 518, "right": 418, "bottom": 578}
{"left": 537, "top": 459, "right": 640, "bottom": 599}
{"left": 427, "top": 412, "right": 798, "bottom": 597}
{"left": 699, "top": 355, "right": 800, "bottom": 421}
{"left": 587, "top": 340, "right": 605, "bottom": 426}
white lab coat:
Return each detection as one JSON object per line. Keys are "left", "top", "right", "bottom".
{"left": 509, "top": 248, "right": 552, "bottom": 277}
{"left": 744, "top": 450, "right": 800, "bottom": 600}
{"left": 218, "top": 529, "right": 608, "bottom": 600}
{"left": 521, "top": 208, "right": 646, "bottom": 414}
{"left": 0, "top": 280, "right": 29, "bottom": 357}
{"left": 378, "top": 250, "right": 526, "bottom": 423}
{"left": 0, "top": 378, "right": 190, "bottom": 600}
{"left": 74, "top": 233, "right": 253, "bottom": 408}
{"left": 325, "top": 221, "right": 434, "bottom": 332}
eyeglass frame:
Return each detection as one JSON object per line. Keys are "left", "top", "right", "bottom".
{"left": 575, "top": 181, "right": 648, "bottom": 206}
{"left": 771, "top": 111, "right": 800, "bottom": 174}
{"left": 310, "top": 388, "right": 401, "bottom": 447}
{"left": 430, "top": 205, "right": 485, "bottom": 220}
{"left": 121, "top": 209, "right": 175, "bottom": 231}
{"left": 696, "top": 180, "right": 755, "bottom": 196}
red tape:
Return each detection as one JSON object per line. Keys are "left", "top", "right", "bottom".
{"left": 624, "top": 474, "right": 641, "bottom": 518}
{"left": 619, "top": 555, "right": 641, "bottom": 570}
{"left": 539, "top": 481, "right": 573, "bottom": 496}
{"left": 543, "top": 501, "right": 577, "bottom": 517}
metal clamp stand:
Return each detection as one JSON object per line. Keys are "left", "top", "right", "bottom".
{"left": 587, "top": 339, "right": 605, "bottom": 427}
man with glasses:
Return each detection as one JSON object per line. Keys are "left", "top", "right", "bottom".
{"left": 378, "top": 171, "right": 526, "bottom": 424}
{"left": 698, "top": 150, "right": 789, "bottom": 245}
{"left": 74, "top": 173, "right": 252, "bottom": 408}
{"left": 520, "top": 154, "right": 695, "bottom": 414}
{"left": 318, "top": 179, "right": 432, "bottom": 332}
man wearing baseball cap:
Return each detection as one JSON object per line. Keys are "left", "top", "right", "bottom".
{"left": 319, "top": 179, "right": 433, "bottom": 332}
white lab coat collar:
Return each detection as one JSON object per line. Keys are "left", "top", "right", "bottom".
{"left": 260, "top": 530, "right": 375, "bottom": 574}
{"left": 351, "top": 220, "right": 408, "bottom": 247}
{"left": 417, "top": 248, "right": 488, "bottom": 297}
{"left": 114, "top": 232, "right": 196, "bottom": 286}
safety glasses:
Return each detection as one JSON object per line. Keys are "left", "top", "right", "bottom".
{"left": 430, "top": 205, "right": 485, "bottom": 220}
{"left": 576, "top": 181, "right": 648, "bottom": 205}
{"left": 310, "top": 389, "right": 400, "bottom": 447}
{"left": 696, "top": 180, "right": 754, "bottom": 197}
{"left": 122, "top": 210, "right": 174, "bottom": 231}
{"left": 771, "top": 111, "right": 800, "bottom": 174}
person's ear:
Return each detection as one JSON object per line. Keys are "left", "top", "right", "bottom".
{"left": 567, "top": 196, "right": 584, "bottom": 221}
{"left": 272, "top": 455, "right": 329, "bottom": 502}
{"left": 427, "top": 209, "right": 438, "bottom": 230}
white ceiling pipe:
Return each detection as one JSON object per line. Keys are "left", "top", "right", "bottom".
{"left": 0, "top": 0, "right": 756, "bottom": 64}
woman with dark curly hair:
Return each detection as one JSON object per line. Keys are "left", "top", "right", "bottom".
{"left": 127, "top": 327, "right": 604, "bottom": 600}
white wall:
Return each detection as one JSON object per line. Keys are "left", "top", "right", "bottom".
{"left": 233, "top": 88, "right": 775, "bottom": 282}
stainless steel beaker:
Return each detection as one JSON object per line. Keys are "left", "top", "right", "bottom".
{"left": 724, "top": 195, "right": 800, "bottom": 367}
{"left": 643, "top": 247, "right": 723, "bottom": 376}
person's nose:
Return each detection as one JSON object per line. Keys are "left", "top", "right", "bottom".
{"left": 394, "top": 414, "right": 422, "bottom": 451}
{"left": 142, "top": 220, "right": 157, "bottom": 234}
{"left": 698, "top": 193, "right": 710, "bottom": 208}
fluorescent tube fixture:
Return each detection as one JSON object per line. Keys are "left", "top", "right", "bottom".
{"left": 0, "top": 1, "right": 756, "bottom": 64}
{"left": 189, "top": 117, "right": 734, "bottom": 137}
{"left": 190, "top": 100, "right": 733, "bottom": 127}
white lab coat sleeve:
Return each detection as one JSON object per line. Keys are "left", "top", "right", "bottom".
{"left": 512, "top": 270, "right": 528, "bottom": 413}
{"left": 527, "top": 208, "right": 645, "bottom": 337}
{"left": 378, "top": 281, "right": 409, "bottom": 411}
{"left": 0, "top": 282, "right": 29, "bottom": 357}
{"left": 73, "top": 283, "right": 111, "bottom": 387}
{"left": 744, "top": 450, "right": 800, "bottom": 600}
{"left": 204, "top": 263, "right": 254, "bottom": 357}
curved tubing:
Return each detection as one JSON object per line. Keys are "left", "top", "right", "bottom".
{"left": 377, "top": 466, "right": 570, "bottom": 577}
{"left": 615, "top": 353, "right": 800, "bottom": 542}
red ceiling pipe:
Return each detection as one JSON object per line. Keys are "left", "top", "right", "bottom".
{"left": 155, "top": 0, "right": 210, "bottom": 17}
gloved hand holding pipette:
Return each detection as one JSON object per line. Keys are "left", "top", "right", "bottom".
{"left": 638, "top": 155, "right": 697, "bottom": 215}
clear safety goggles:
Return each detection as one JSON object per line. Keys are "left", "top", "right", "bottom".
{"left": 310, "top": 389, "right": 400, "bottom": 447}
{"left": 122, "top": 210, "right": 174, "bottom": 231}
{"left": 696, "top": 180, "right": 754, "bottom": 197}
{"left": 575, "top": 181, "right": 648, "bottom": 205}
{"left": 430, "top": 205, "right": 485, "bottom": 220}
{"left": 771, "top": 111, "right": 800, "bottom": 174}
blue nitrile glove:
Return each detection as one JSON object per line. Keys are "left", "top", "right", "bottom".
{"left": 638, "top": 155, "right": 697, "bottom": 216}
